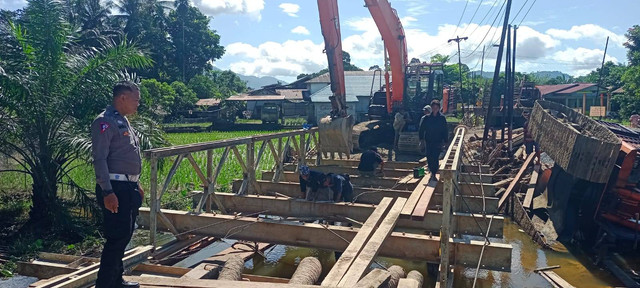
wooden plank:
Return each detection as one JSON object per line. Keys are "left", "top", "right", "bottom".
{"left": 137, "top": 208, "right": 512, "bottom": 271}
{"left": 234, "top": 180, "right": 498, "bottom": 214}
{"left": 144, "top": 129, "right": 317, "bottom": 158}
{"left": 461, "top": 165, "right": 490, "bottom": 173}
{"left": 319, "top": 159, "right": 421, "bottom": 170}
{"left": 261, "top": 171, "right": 416, "bottom": 190}
{"left": 37, "top": 253, "right": 98, "bottom": 264}
{"left": 124, "top": 276, "right": 322, "bottom": 288}
{"left": 339, "top": 198, "right": 407, "bottom": 287}
{"left": 17, "top": 261, "right": 77, "bottom": 279}
{"left": 33, "top": 246, "right": 152, "bottom": 288}
{"left": 538, "top": 271, "right": 576, "bottom": 288}
{"left": 458, "top": 173, "right": 494, "bottom": 184}
{"left": 284, "top": 164, "right": 412, "bottom": 178}
{"left": 498, "top": 153, "right": 535, "bottom": 209}
{"left": 411, "top": 178, "right": 438, "bottom": 221}
{"left": 434, "top": 182, "right": 496, "bottom": 196}
{"left": 523, "top": 168, "right": 539, "bottom": 210}
{"left": 133, "top": 263, "right": 190, "bottom": 276}
{"left": 353, "top": 269, "right": 391, "bottom": 288}
{"left": 242, "top": 274, "right": 290, "bottom": 284}
{"left": 204, "top": 242, "right": 272, "bottom": 265}
{"left": 401, "top": 176, "right": 431, "bottom": 217}
{"left": 210, "top": 193, "right": 503, "bottom": 237}
{"left": 181, "top": 263, "right": 219, "bottom": 279}
{"left": 322, "top": 198, "right": 392, "bottom": 287}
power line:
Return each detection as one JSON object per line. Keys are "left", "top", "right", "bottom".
{"left": 517, "top": 0, "right": 537, "bottom": 26}
{"left": 466, "top": 0, "right": 501, "bottom": 40}
{"left": 452, "top": 0, "right": 471, "bottom": 37}
{"left": 461, "top": 0, "right": 506, "bottom": 59}
{"left": 510, "top": 0, "right": 529, "bottom": 24}
{"left": 462, "top": 0, "right": 485, "bottom": 35}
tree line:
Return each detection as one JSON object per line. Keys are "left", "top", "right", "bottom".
{"left": 0, "top": 0, "right": 246, "bottom": 227}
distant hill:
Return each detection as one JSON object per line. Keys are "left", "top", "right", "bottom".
{"left": 237, "top": 75, "right": 287, "bottom": 90}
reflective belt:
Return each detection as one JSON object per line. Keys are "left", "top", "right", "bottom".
{"left": 109, "top": 173, "right": 140, "bottom": 182}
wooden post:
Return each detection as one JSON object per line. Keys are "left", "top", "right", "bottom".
{"left": 149, "top": 156, "right": 158, "bottom": 247}
{"left": 583, "top": 93, "right": 586, "bottom": 114}
{"left": 439, "top": 170, "right": 454, "bottom": 287}
{"left": 247, "top": 141, "right": 255, "bottom": 194}
{"left": 217, "top": 255, "right": 244, "bottom": 281}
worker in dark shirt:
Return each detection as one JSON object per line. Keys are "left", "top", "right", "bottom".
{"left": 418, "top": 99, "right": 448, "bottom": 181}
{"left": 299, "top": 165, "right": 326, "bottom": 200}
{"left": 324, "top": 173, "right": 354, "bottom": 202}
{"left": 357, "top": 146, "right": 384, "bottom": 177}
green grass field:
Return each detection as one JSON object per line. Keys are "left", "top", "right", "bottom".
{"left": 1, "top": 129, "right": 291, "bottom": 211}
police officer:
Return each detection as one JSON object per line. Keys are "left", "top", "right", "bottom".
{"left": 91, "top": 81, "right": 143, "bottom": 288}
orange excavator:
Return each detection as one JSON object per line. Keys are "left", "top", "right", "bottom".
{"left": 316, "top": 0, "right": 443, "bottom": 154}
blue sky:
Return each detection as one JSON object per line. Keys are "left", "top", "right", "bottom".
{"left": 2, "top": 0, "right": 638, "bottom": 82}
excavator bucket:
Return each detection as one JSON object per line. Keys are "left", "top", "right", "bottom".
{"left": 317, "top": 115, "right": 354, "bottom": 157}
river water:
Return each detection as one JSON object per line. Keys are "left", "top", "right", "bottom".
{"left": 242, "top": 219, "right": 621, "bottom": 287}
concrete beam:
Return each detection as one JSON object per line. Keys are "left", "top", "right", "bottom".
{"left": 137, "top": 208, "right": 512, "bottom": 271}
{"left": 231, "top": 180, "right": 498, "bottom": 214}
{"left": 210, "top": 194, "right": 503, "bottom": 237}
{"left": 261, "top": 171, "right": 417, "bottom": 190}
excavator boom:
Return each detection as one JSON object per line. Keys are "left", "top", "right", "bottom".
{"left": 365, "top": 0, "right": 408, "bottom": 113}
{"left": 316, "top": 0, "right": 354, "bottom": 156}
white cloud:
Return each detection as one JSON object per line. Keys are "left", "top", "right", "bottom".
{"left": 194, "top": 0, "right": 264, "bottom": 21}
{"left": 279, "top": 3, "right": 300, "bottom": 17}
{"left": 225, "top": 40, "right": 326, "bottom": 78}
{"left": 546, "top": 24, "right": 626, "bottom": 46}
{"left": 551, "top": 47, "right": 618, "bottom": 75}
{"left": 291, "top": 26, "right": 310, "bottom": 35}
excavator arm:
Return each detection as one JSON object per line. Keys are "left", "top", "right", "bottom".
{"left": 317, "top": 0, "right": 347, "bottom": 116}
{"left": 365, "top": 0, "right": 408, "bottom": 113}
{"left": 316, "top": 0, "right": 354, "bottom": 156}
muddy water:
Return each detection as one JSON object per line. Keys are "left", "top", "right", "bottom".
{"left": 243, "top": 219, "right": 621, "bottom": 287}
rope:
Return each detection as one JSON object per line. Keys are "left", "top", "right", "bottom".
{"left": 173, "top": 210, "right": 270, "bottom": 238}
{"left": 472, "top": 215, "right": 494, "bottom": 288}
{"left": 319, "top": 223, "right": 388, "bottom": 270}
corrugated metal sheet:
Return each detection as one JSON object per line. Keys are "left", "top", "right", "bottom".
{"left": 227, "top": 89, "right": 304, "bottom": 101}
{"left": 196, "top": 98, "right": 221, "bottom": 106}
{"left": 309, "top": 74, "right": 387, "bottom": 103}
{"left": 535, "top": 83, "right": 601, "bottom": 96}
{"left": 305, "top": 71, "right": 392, "bottom": 83}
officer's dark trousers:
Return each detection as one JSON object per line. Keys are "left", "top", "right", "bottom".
{"left": 425, "top": 143, "right": 441, "bottom": 176}
{"left": 95, "top": 181, "right": 142, "bottom": 288}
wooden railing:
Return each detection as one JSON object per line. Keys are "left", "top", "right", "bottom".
{"left": 143, "top": 128, "right": 321, "bottom": 246}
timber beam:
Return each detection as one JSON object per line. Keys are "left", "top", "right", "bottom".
{"left": 137, "top": 208, "right": 512, "bottom": 271}
{"left": 212, "top": 194, "right": 502, "bottom": 237}
{"left": 318, "top": 158, "right": 424, "bottom": 170}
{"left": 283, "top": 164, "right": 413, "bottom": 178}
{"left": 261, "top": 171, "right": 418, "bottom": 190}
{"left": 228, "top": 180, "right": 498, "bottom": 214}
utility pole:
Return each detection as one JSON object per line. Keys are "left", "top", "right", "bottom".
{"left": 502, "top": 25, "right": 511, "bottom": 144}
{"left": 595, "top": 36, "right": 609, "bottom": 120}
{"left": 482, "top": 0, "right": 513, "bottom": 151}
{"left": 509, "top": 25, "right": 517, "bottom": 154}
{"left": 449, "top": 36, "right": 468, "bottom": 115}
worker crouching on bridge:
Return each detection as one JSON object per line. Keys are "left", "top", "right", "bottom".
{"left": 91, "top": 81, "right": 143, "bottom": 288}
{"left": 324, "top": 173, "right": 354, "bottom": 202}
{"left": 299, "top": 165, "right": 331, "bottom": 201}
{"left": 419, "top": 99, "right": 448, "bottom": 181}
{"left": 357, "top": 146, "right": 385, "bottom": 177}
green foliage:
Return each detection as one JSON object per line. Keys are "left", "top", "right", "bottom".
{"left": 0, "top": 0, "right": 152, "bottom": 225}
{"left": 430, "top": 54, "right": 451, "bottom": 64}
{"left": 170, "top": 81, "right": 198, "bottom": 113}
{"left": 574, "top": 61, "right": 627, "bottom": 89}
{"left": 208, "top": 70, "right": 247, "bottom": 97}
{"left": 139, "top": 78, "right": 176, "bottom": 120}
{"left": 166, "top": 0, "right": 224, "bottom": 82}
{"left": 188, "top": 74, "right": 221, "bottom": 99}
{"left": 625, "top": 25, "right": 640, "bottom": 66}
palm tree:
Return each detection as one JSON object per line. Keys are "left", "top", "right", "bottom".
{"left": 0, "top": 0, "right": 153, "bottom": 226}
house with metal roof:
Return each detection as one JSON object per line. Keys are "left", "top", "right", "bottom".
{"left": 536, "top": 83, "right": 608, "bottom": 115}
{"left": 226, "top": 87, "right": 305, "bottom": 119}
{"left": 307, "top": 71, "right": 388, "bottom": 124}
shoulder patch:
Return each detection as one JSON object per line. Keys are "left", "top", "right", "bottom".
{"left": 100, "top": 122, "right": 110, "bottom": 133}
